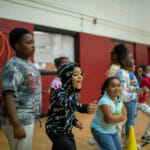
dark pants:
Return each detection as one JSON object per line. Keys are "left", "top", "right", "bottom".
{"left": 50, "top": 133, "right": 76, "bottom": 150}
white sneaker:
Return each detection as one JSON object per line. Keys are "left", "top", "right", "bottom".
{"left": 136, "top": 144, "right": 141, "bottom": 150}
{"left": 88, "top": 138, "right": 98, "bottom": 146}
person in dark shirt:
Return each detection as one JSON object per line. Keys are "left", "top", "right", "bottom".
{"left": 45, "top": 62, "right": 97, "bottom": 150}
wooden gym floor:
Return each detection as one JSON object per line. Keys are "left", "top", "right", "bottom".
{"left": 0, "top": 100, "right": 150, "bottom": 150}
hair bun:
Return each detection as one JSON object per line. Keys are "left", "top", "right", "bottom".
{"left": 114, "top": 43, "right": 127, "bottom": 55}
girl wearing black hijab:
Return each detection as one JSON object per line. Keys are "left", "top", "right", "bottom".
{"left": 45, "top": 62, "right": 97, "bottom": 150}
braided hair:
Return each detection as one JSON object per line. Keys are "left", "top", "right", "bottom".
{"left": 9, "top": 28, "right": 30, "bottom": 50}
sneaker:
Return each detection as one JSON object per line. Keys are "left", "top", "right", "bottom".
{"left": 88, "top": 138, "right": 98, "bottom": 146}
{"left": 141, "top": 135, "right": 150, "bottom": 143}
{"left": 136, "top": 144, "right": 141, "bottom": 150}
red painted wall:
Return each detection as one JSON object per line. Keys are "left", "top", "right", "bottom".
{"left": 1, "top": 18, "right": 149, "bottom": 114}
{"left": 135, "top": 43, "right": 148, "bottom": 66}
{"left": 79, "top": 33, "right": 111, "bottom": 103}
{"left": 79, "top": 33, "right": 136, "bottom": 104}
{"left": 41, "top": 75, "right": 56, "bottom": 114}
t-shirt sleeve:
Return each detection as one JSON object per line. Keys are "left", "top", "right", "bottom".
{"left": 1, "top": 64, "right": 23, "bottom": 92}
{"left": 107, "top": 66, "right": 119, "bottom": 77}
{"left": 115, "top": 70, "right": 137, "bottom": 102}
{"left": 51, "top": 78, "right": 62, "bottom": 90}
{"left": 98, "top": 97, "right": 109, "bottom": 106}
{"left": 140, "top": 78, "right": 150, "bottom": 89}
{"left": 129, "top": 72, "right": 134, "bottom": 80}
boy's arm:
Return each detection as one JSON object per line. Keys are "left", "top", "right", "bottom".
{"left": 3, "top": 91, "right": 26, "bottom": 139}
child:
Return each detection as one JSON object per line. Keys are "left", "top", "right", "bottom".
{"left": 88, "top": 44, "right": 122, "bottom": 146}
{"left": 45, "top": 62, "right": 97, "bottom": 150}
{"left": 136, "top": 65, "right": 144, "bottom": 85}
{"left": 49, "top": 56, "right": 70, "bottom": 103}
{"left": 91, "top": 77, "right": 126, "bottom": 150}
{"left": 106, "top": 44, "right": 121, "bottom": 77}
{"left": 135, "top": 65, "right": 147, "bottom": 120}
{"left": 49, "top": 58, "right": 83, "bottom": 130}
{"left": 129, "top": 65, "right": 139, "bottom": 88}
{"left": 114, "top": 43, "right": 142, "bottom": 145}
{"left": 137, "top": 65, "right": 150, "bottom": 142}
{"left": 106, "top": 44, "right": 124, "bottom": 138}
{"left": 0, "top": 28, "right": 42, "bottom": 150}
{"left": 125, "top": 64, "right": 139, "bottom": 136}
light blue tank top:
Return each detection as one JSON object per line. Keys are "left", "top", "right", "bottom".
{"left": 91, "top": 92, "right": 123, "bottom": 134}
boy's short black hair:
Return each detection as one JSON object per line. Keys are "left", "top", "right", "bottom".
{"left": 9, "top": 28, "right": 30, "bottom": 50}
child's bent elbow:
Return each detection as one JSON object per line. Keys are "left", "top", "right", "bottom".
{"left": 104, "top": 118, "right": 113, "bottom": 123}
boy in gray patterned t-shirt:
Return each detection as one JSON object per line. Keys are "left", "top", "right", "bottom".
{"left": 0, "top": 28, "right": 41, "bottom": 150}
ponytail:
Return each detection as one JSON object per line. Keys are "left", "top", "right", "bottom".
{"left": 100, "top": 76, "right": 120, "bottom": 99}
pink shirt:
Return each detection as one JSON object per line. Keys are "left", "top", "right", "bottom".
{"left": 51, "top": 77, "right": 62, "bottom": 90}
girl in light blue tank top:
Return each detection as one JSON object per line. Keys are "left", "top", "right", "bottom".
{"left": 91, "top": 77, "right": 126, "bottom": 150}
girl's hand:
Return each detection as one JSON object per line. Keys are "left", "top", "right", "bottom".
{"left": 137, "top": 89, "right": 143, "bottom": 98}
{"left": 14, "top": 124, "right": 26, "bottom": 139}
{"left": 87, "top": 101, "right": 97, "bottom": 114}
{"left": 75, "top": 121, "right": 83, "bottom": 130}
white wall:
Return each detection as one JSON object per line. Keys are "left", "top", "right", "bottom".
{"left": 0, "top": 0, "right": 150, "bottom": 45}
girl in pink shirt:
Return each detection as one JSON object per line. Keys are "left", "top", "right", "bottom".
{"left": 49, "top": 56, "right": 70, "bottom": 101}
{"left": 139, "top": 65, "right": 150, "bottom": 103}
